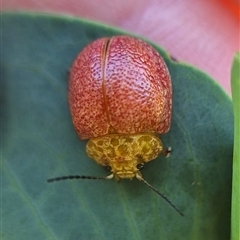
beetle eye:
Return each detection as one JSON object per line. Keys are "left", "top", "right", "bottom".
{"left": 105, "top": 166, "right": 112, "bottom": 172}
{"left": 137, "top": 163, "right": 144, "bottom": 170}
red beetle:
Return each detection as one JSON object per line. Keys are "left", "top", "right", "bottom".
{"left": 48, "top": 36, "right": 183, "bottom": 216}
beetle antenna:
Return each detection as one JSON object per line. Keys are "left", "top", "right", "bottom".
{"left": 136, "top": 173, "right": 184, "bottom": 217}
{"left": 47, "top": 174, "right": 114, "bottom": 183}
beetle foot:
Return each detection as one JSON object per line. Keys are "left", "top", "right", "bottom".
{"left": 162, "top": 147, "right": 171, "bottom": 158}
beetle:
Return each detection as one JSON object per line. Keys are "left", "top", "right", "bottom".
{"left": 47, "top": 36, "right": 183, "bottom": 216}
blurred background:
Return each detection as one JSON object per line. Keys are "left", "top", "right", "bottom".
{"left": 2, "top": 0, "right": 240, "bottom": 95}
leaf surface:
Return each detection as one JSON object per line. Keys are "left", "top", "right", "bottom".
{"left": 1, "top": 12, "right": 233, "bottom": 240}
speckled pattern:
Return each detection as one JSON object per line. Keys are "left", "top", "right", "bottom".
{"left": 69, "top": 38, "right": 109, "bottom": 139}
{"left": 69, "top": 36, "right": 172, "bottom": 139}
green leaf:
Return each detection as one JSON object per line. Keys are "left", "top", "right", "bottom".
{"left": 1, "top": 12, "right": 233, "bottom": 240}
{"left": 231, "top": 52, "right": 240, "bottom": 240}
